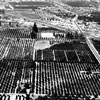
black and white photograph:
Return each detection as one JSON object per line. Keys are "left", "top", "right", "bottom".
{"left": 0, "top": 0, "right": 100, "bottom": 100}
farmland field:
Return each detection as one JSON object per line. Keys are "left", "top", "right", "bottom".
{"left": 9, "top": 1, "right": 53, "bottom": 10}
{"left": 21, "top": 13, "right": 41, "bottom": 19}
{"left": 62, "top": 1, "right": 90, "bottom": 7}
{"left": 5, "top": 39, "right": 35, "bottom": 60}
{"left": 34, "top": 62, "right": 100, "bottom": 95}
{"left": 0, "top": 31, "right": 99, "bottom": 96}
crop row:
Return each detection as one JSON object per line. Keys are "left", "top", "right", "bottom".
{"left": 0, "top": 28, "right": 30, "bottom": 38}
{"left": 34, "top": 62, "right": 100, "bottom": 95}
{"left": 6, "top": 39, "right": 34, "bottom": 60}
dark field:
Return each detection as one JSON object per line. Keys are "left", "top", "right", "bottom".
{"left": 9, "top": 1, "right": 53, "bottom": 10}
{"left": 78, "top": 11, "right": 100, "bottom": 24}
{"left": 62, "top": 1, "right": 90, "bottom": 7}
{"left": 9, "top": 1, "right": 52, "bottom": 6}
